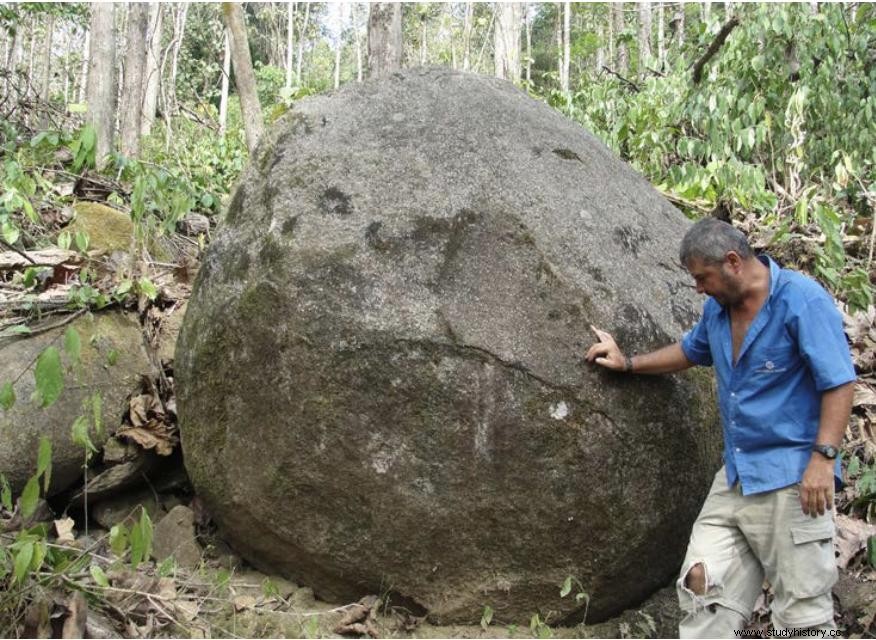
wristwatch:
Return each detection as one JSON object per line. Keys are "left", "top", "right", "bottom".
{"left": 813, "top": 444, "right": 838, "bottom": 460}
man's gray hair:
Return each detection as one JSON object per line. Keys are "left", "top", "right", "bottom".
{"left": 679, "top": 218, "right": 754, "bottom": 266}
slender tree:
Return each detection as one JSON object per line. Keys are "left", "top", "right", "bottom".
{"left": 494, "top": 2, "right": 522, "bottom": 82}
{"left": 222, "top": 2, "right": 263, "bottom": 152}
{"left": 333, "top": 3, "right": 344, "bottom": 89}
{"left": 657, "top": 2, "right": 665, "bottom": 67}
{"left": 352, "top": 3, "right": 363, "bottom": 81}
{"left": 285, "top": 2, "right": 295, "bottom": 89}
{"left": 219, "top": 29, "right": 231, "bottom": 134}
{"left": 613, "top": 2, "right": 627, "bottom": 74}
{"left": 562, "top": 2, "right": 570, "bottom": 95}
{"left": 140, "top": 5, "right": 161, "bottom": 135}
{"left": 86, "top": 3, "right": 117, "bottom": 166}
{"left": 39, "top": 13, "right": 54, "bottom": 103}
{"left": 140, "top": 3, "right": 162, "bottom": 136}
{"left": 524, "top": 3, "right": 532, "bottom": 85}
{"left": 367, "top": 3, "right": 402, "bottom": 79}
{"left": 296, "top": 2, "right": 310, "bottom": 85}
{"left": 78, "top": 28, "right": 89, "bottom": 103}
{"left": 638, "top": 1, "right": 652, "bottom": 72}
{"left": 462, "top": 2, "right": 473, "bottom": 71}
{"left": 120, "top": 3, "right": 149, "bottom": 157}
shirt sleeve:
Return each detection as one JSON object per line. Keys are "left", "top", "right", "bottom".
{"left": 793, "top": 292, "right": 857, "bottom": 391}
{"left": 681, "top": 310, "right": 713, "bottom": 367}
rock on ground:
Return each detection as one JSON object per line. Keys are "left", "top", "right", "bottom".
{"left": 176, "top": 68, "right": 721, "bottom": 623}
{"left": 1, "top": 312, "right": 153, "bottom": 494}
{"left": 152, "top": 505, "right": 202, "bottom": 569}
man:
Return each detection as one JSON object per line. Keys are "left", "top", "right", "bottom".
{"left": 586, "top": 218, "right": 856, "bottom": 638}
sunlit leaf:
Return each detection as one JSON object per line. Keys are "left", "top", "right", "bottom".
{"left": 33, "top": 347, "right": 63, "bottom": 408}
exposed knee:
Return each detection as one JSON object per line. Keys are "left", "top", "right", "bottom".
{"left": 685, "top": 563, "right": 707, "bottom": 596}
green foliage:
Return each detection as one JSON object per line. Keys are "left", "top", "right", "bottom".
{"left": 33, "top": 347, "right": 63, "bottom": 408}
{"left": 558, "top": 3, "right": 875, "bottom": 310}
{"left": 129, "top": 508, "right": 154, "bottom": 569}
{"left": 69, "top": 124, "right": 97, "bottom": 172}
{"left": 530, "top": 613, "right": 552, "bottom": 639}
{"left": 90, "top": 564, "right": 110, "bottom": 587}
{"left": 0, "top": 382, "right": 15, "bottom": 411}
{"left": 36, "top": 437, "right": 52, "bottom": 493}
{"left": 480, "top": 605, "right": 493, "bottom": 630}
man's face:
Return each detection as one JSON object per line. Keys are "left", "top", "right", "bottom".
{"left": 685, "top": 256, "right": 743, "bottom": 306}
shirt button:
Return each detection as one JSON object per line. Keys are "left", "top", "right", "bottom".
{"left": 731, "top": 392, "right": 736, "bottom": 398}
{"left": 735, "top": 447, "right": 741, "bottom": 452}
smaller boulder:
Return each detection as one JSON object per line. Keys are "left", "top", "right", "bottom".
{"left": 0, "top": 312, "right": 154, "bottom": 495}
{"left": 152, "top": 505, "right": 202, "bottom": 569}
{"left": 68, "top": 202, "right": 134, "bottom": 253}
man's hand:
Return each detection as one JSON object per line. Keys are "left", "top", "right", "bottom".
{"left": 799, "top": 454, "right": 835, "bottom": 517}
{"left": 585, "top": 325, "right": 627, "bottom": 371}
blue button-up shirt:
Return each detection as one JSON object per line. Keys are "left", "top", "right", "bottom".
{"left": 681, "top": 256, "right": 856, "bottom": 495}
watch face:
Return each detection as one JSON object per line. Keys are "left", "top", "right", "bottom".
{"left": 816, "top": 445, "right": 838, "bottom": 459}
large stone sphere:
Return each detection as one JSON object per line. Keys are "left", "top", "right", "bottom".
{"left": 176, "top": 68, "right": 720, "bottom": 623}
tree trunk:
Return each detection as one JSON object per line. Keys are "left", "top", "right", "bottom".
{"left": 613, "top": 3, "right": 627, "bottom": 74}
{"left": 525, "top": 3, "right": 532, "bottom": 85}
{"left": 462, "top": 2, "right": 473, "bottom": 71}
{"left": 169, "top": 4, "right": 189, "bottom": 117}
{"left": 657, "top": 2, "right": 665, "bottom": 67}
{"left": 334, "top": 3, "right": 343, "bottom": 89}
{"left": 78, "top": 29, "right": 90, "bottom": 103}
{"left": 120, "top": 3, "right": 149, "bottom": 157}
{"left": 86, "top": 3, "right": 117, "bottom": 167}
{"left": 493, "top": 2, "right": 521, "bottom": 82}
{"left": 702, "top": 1, "right": 711, "bottom": 24}
{"left": 596, "top": 23, "right": 605, "bottom": 72}
{"left": 219, "top": 29, "right": 231, "bottom": 134}
{"left": 27, "top": 15, "right": 36, "bottom": 90}
{"left": 607, "top": 3, "right": 614, "bottom": 70}
{"left": 40, "top": 13, "right": 54, "bottom": 103}
{"left": 638, "top": 1, "right": 652, "bottom": 72}
{"left": 353, "top": 3, "right": 363, "bottom": 81}
{"left": 140, "top": 3, "right": 162, "bottom": 137}
{"left": 367, "top": 3, "right": 402, "bottom": 79}
{"left": 420, "top": 14, "right": 427, "bottom": 66}
{"left": 562, "top": 2, "right": 570, "bottom": 95}
{"left": 296, "top": 2, "right": 310, "bottom": 85}
{"left": 222, "top": 2, "right": 264, "bottom": 153}
{"left": 285, "top": 2, "right": 295, "bottom": 88}
{"left": 62, "top": 31, "right": 71, "bottom": 104}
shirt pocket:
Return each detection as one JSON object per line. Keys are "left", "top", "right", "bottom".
{"left": 751, "top": 344, "right": 796, "bottom": 377}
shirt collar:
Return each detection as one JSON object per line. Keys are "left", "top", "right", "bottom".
{"left": 758, "top": 254, "right": 780, "bottom": 301}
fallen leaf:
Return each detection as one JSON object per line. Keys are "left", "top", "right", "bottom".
{"left": 54, "top": 517, "right": 76, "bottom": 544}
{"left": 157, "top": 577, "right": 177, "bottom": 601}
{"left": 116, "top": 425, "right": 178, "bottom": 456}
{"left": 855, "top": 383, "right": 876, "bottom": 407}
{"left": 174, "top": 600, "right": 200, "bottom": 622}
{"left": 835, "top": 514, "right": 876, "bottom": 569}
{"left": 232, "top": 595, "right": 257, "bottom": 612}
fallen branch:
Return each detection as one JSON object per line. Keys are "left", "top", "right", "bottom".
{"left": 0, "top": 248, "right": 83, "bottom": 270}
{"left": 601, "top": 65, "right": 640, "bottom": 92}
{"left": 691, "top": 17, "right": 740, "bottom": 84}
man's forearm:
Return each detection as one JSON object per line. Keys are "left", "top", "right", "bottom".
{"left": 629, "top": 343, "right": 694, "bottom": 374}
{"left": 815, "top": 381, "right": 855, "bottom": 447}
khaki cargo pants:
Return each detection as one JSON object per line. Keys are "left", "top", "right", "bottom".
{"left": 676, "top": 467, "right": 837, "bottom": 638}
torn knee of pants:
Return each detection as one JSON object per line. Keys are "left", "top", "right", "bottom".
{"left": 677, "top": 559, "right": 726, "bottom": 612}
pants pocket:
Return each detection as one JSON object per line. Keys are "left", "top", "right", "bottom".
{"left": 785, "top": 517, "right": 837, "bottom": 599}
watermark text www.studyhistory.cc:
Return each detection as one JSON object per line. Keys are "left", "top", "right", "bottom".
{"left": 734, "top": 629, "right": 841, "bottom": 638}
